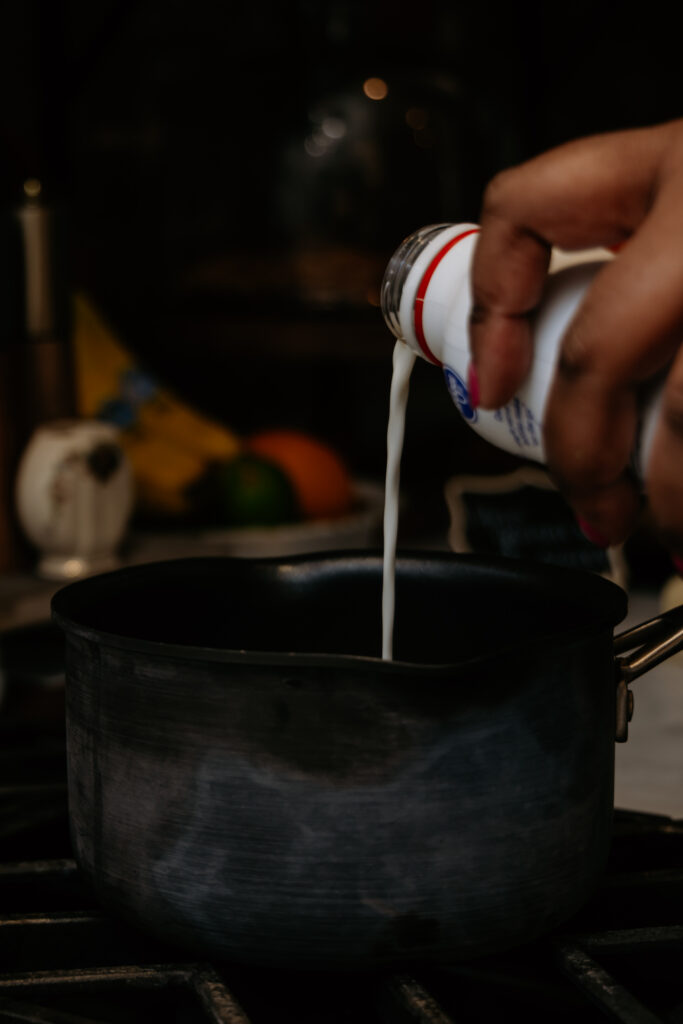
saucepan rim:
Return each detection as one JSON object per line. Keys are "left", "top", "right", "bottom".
{"left": 51, "top": 549, "right": 628, "bottom": 675}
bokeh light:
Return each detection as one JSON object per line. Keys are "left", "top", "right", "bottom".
{"left": 363, "top": 77, "right": 388, "bottom": 101}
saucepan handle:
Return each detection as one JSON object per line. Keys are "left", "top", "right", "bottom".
{"left": 613, "top": 605, "right": 683, "bottom": 742}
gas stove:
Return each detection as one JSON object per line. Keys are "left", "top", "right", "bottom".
{"left": 1, "top": 622, "right": 682, "bottom": 1023}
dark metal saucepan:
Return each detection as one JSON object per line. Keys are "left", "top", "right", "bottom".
{"left": 51, "top": 551, "right": 683, "bottom": 968}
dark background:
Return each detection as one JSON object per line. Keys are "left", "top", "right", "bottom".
{"left": 2, "top": 0, "right": 682, "bottom": 528}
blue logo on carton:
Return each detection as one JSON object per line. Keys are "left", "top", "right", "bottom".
{"left": 444, "top": 367, "right": 478, "bottom": 423}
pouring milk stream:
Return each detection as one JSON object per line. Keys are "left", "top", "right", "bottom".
{"left": 380, "top": 223, "right": 664, "bottom": 660}
{"left": 382, "top": 341, "right": 416, "bottom": 659}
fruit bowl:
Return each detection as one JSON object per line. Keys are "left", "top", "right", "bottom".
{"left": 126, "top": 480, "right": 384, "bottom": 562}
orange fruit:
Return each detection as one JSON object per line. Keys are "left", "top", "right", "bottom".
{"left": 247, "top": 429, "right": 354, "bottom": 520}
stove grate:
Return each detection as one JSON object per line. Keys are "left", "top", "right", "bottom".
{"left": 557, "top": 929, "right": 683, "bottom": 1024}
{"left": 0, "top": 964, "right": 252, "bottom": 1024}
{"left": 2, "top": 899, "right": 683, "bottom": 1023}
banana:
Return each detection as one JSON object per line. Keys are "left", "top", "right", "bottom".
{"left": 121, "top": 433, "right": 209, "bottom": 518}
{"left": 73, "top": 291, "right": 243, "bottom": 519}
{"left": 136, "top": 392, "right": 241, "bottom": 462}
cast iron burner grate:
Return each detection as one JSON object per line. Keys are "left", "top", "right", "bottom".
{"left": 1, "top": 629, "right": 682, "bottom": 1023}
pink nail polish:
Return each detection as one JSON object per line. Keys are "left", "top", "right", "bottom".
{"left": 672, "top": 555, "right": 683, "bottom": 577}
{"left": 577, "top": 518, "right": 610, "bottom": 548}
{"left": 467, "top": 364, "right": 480, "bottom": 409}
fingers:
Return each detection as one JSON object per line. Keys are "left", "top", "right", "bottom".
{"left": 645, "top": 346, "right": 683, "bottom": 553}
{"left": 544, "top": 369, "right": 643, "bottom": 545}
{"left": 469, "top": 119, "right": 683, "bottom": 549}
{"left": 469, "top": 223, "right": 550, "bottom": 407}
{"left": 470, "top": 122, "right": 675, "bottom": 410}
{"left": 544, "top": 183, "right": 683, "bottom": 544}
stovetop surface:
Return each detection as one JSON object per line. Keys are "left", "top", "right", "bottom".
{"left": 1, "top": 621, "right": 682, "bottom": 1023}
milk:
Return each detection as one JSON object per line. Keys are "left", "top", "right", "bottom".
{"left": 381, "top": 340, "right": 416, "bottom": 660}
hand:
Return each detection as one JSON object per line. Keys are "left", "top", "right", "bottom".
{"left": 469, "top": 120, "right": 683, "bottom": 558}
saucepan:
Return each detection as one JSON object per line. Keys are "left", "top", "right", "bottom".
{"left": 51, "top": 551, "right": 683, "bottom": 968}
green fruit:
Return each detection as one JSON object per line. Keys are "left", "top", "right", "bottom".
{"left": 216, "top": 454, "right": 300, "bottom": 526}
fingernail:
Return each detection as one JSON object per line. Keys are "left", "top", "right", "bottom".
{"left": 467, "top": 363, "right": 480, "bottom": 409}
{"left": 672, "top": 555, "right": 683, "bottom": 577}
{"left": 577, "top": 518, "right": 610, "bottom": 548}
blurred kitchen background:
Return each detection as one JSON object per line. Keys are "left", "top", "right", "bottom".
{"left": 2, "top": 0, "right": 683, "bottom": 583}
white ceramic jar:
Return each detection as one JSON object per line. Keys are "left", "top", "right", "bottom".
{"left": 15, "top": 419, "right": 134, "bottom": 580}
